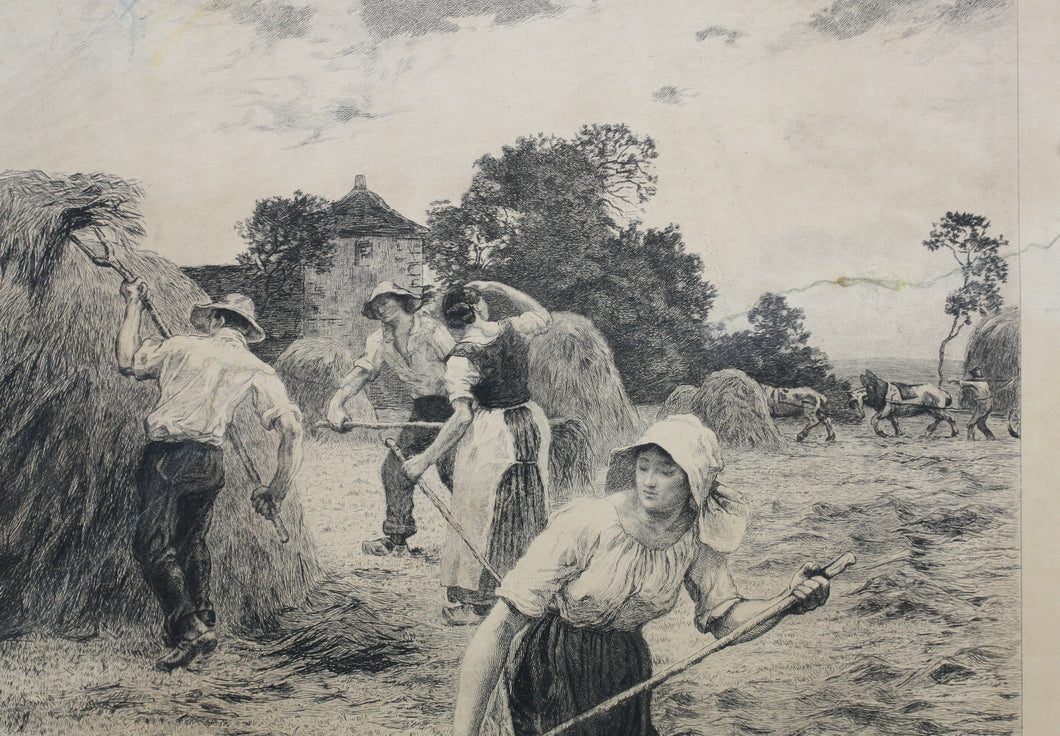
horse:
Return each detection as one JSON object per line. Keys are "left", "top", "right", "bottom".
{"left": 763, "top": 384, "right": 836, "bottom": 442}
{"left": 856, "top": 370, "right": 958, "bottom": 437}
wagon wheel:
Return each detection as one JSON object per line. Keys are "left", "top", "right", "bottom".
{"left": 1007, "top": 408, "right": 1021, "bottom": 439}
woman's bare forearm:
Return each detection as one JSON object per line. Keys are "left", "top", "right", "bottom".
{"left": 454, "top": 601, "right": 528, "bottom": 736}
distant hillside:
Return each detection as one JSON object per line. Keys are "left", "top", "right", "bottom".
{"left": 832, "top": 357, "right": 964, "bottom": 385}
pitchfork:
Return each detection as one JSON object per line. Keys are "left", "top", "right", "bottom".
{"left": 69, "top": 231, "right": 290, "bottom": 543}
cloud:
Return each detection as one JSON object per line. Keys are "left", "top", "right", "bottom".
{"left": 652, "top": 86, "right": 686, "bottom": 105}
{"left": 223, "top": 1, "right": 316, "bottom": 43}
{"left": 696, "top": 25, "right": 745, "bottom": 45}
{"left": 358, "top": 0, "right": 562, "bottom": 39}
{"left": 808, "top": 0, "right": 1010, "bottom": 40}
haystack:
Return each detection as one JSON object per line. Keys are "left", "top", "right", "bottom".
{"left": 964, "top": 307, "right": 1019, "bottom": 412}
{"left": 528, "top": 311, "right": 639, "bottom": 461}
{"left": 275, "top": 337, "right": 377, "bottom": 442}
{"left": 656, "top": 384, "right": 698, "bottom": 421}
{"left": 689, "top": 369, "right": 783, "bottom": 450}
{"left": 0, "top": 172, "right": 371, "bottom": 648}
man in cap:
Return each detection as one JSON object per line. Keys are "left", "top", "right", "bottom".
{"left": 116, "top": 280, "right": 303, "bottom": 671}
{"left": 949, "top": 366, "right": 995, "bottom": 440}
{"left": 326, "top": 281, "right": 456, "bottom": 557}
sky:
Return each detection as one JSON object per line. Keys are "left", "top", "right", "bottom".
{"left": 0, "top": 0, "right": 1051, "bottom": 364}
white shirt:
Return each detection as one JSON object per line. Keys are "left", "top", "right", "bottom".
{"left": 355, "top": 312, "right": 455, "bottom": 398}
{"left": 132, "top": 328, "right": 301, "bottom": 446}
{"left": 497, "top": 496, "right": 741, "bottom": 632}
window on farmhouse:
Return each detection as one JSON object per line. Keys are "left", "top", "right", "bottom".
{"left": 354, "top": 239, "right": 373, "bottom": 266}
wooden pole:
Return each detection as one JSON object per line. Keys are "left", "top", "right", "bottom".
{"left": 384, "top": 439, "right": 501, "bottom": 583}
{"left": 316, "top": 420, "right": 444, "bottom": 431}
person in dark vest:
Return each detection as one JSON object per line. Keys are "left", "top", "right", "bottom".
{"left": 327, "top": 281, "right": 457, "bottom": 557}
{"left": 116, "top": 281, "right": 303, "bottom": 671}
{"left": 950, "top": 366, "right": 995, "bottom": 440}
{"left": 401, "top": 281, "right": 552, "bottom": 626}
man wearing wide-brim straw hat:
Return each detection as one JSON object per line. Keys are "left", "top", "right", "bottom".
{"left": 327, "top": 280, "right": 457, "bottom": 557}
{"left": 116, "top": 283, "right": 304, "bottom": 671}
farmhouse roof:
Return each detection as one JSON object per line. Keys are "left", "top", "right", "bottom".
{"left": 331, "top": 175, "right": 426, "bottom": 238}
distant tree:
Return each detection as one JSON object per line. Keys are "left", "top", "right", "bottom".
{"left": 235, "top": 191, "right": 333, "bottom": 312}
{"left": 713, "top": 293, "right": 833, "bottom": 388}
{"left": 923, "top": 211, "right": 1009, "bottom": 384}
{"left": 424, "top": 125, "right": 714, "bottom": 401}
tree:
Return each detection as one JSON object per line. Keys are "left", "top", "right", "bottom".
{"left": 923, "top": 211, "right": 1009, "bottom": 384}
{"left": 235, "top": 191, "right": 334, "bottom": 313}
{"left": 713, "top": 293, "right": 833, "bottom": 388}
{"left": 424, "top": 125, "right": 712, "bottom": 401}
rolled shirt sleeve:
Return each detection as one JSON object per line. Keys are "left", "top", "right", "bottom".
{"left": 352, "top": 328, "right": 385, "bottom": 379}
{"left": 432, "top": 323, "right": 456, "bottom": 358}
{"left": 684, "top": 543, "right": 742, "bottom": 633}
{"left": 504, "top": 311, "right": 550, "bottom": 338}
{"left": 131, "top": 337, "right": 170, "bottom": 380}
{"left": 251, "top": 370, "right": 303, "bottom": 430}
{"left": 495, "top": 501, "right": 594, "bottom": 618}
{"left": 444, "top": 355, "right": 480, "bottom": 403}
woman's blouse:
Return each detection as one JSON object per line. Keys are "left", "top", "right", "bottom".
{"left": 445, "top": 312, "right": 549, "bottom": 409}
{"left": 496, "top": 495, "right": 742, "bottom": 632}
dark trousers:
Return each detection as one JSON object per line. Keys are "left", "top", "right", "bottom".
{"left": 133, "top": 440, "right": 225, "bottom": 644}
{"left": 968, "top": 399, "right": 996, "bottom": 439}
{"left": 380, "top": 395, "right": 455, "bottom": 544}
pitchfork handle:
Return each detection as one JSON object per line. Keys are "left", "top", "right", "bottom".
{"left": 385, "top": 439, "right": 502, "bottom": 583}
{"left": 540, "top": 551, "right": 857, "bottom": 736}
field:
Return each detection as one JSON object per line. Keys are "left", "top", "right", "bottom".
{"left": 0, "top": 409, "right": 1020, "bottom": 736}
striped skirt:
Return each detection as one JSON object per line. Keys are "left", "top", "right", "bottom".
{"left": 507, "top": 613, "right": 658, "bottom": 736}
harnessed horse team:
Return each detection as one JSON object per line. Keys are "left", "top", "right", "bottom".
{"left": 849, "top": 369, "right": 959, "bottom": 438}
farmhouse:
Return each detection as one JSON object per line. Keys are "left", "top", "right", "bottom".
{"left": 305, "top": 174, "right": 427, "bottom": 351}
{"left": 184, "top": 175, "right": 427, "bottom": 373}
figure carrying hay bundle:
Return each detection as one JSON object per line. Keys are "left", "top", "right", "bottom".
{"left": 326, "top": 280, "right": 457, "bottom": 557}
{"left": 117, "top": 281, "right": 304, "bottom": 671}
{"left": 402, "top": 281, "right": 552, "bottom": 626}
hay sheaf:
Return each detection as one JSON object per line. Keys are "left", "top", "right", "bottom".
{"left": 0, "top": 171, "right": 324, "bottom": 636}
{"left": 689, "top": 369, "right": 783, "bottom": 450}
{"left": 964, "top": 307, "right": 1019, "bottom": 412}
{"left": 528, "top": 311, "right": 639, "bottom": 461}
{"left": 275, "top": 337, "right": 377, "bottom": 442}
{"left": 656, "top": 384, "right": 697, "bottom": 421}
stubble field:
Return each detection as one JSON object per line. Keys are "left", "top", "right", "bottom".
{"left": 0, "top": 410, "right": 1020, "bottom": 736}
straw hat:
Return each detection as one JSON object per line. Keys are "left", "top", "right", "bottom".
{"left": 361, "top": 281, "right": 422, "bottom": 319}
{"left": 190, "top": 294, "right": 266, "bottom": 343}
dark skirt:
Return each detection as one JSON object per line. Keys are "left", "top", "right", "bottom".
{"left": 507, "top": 614, "right": 658, "bottom": 736}
{"left": 483, "top": 405, "right": 548, "bottom": 586}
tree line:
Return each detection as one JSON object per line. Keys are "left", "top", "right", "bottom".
{"left": 233, "top": 124, "right": 1008, "bottom": 403}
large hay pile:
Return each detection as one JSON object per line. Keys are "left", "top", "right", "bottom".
{"left": 275, "top": 337, "right": 377, "bottom": 442}
{"left": 964, "top": 307, "right": 1019, "bottom": 412}
{"left": 0, "top": 171, "right": 326, "bottom": 637}
{"left": 528, "top": 311, "right": 640, "bottom": 461}
{"left": 688, "top": 369, "right": 783, "bottom": 450}
{"left": 656, "top": 384, "right": 698, "bottom": 421}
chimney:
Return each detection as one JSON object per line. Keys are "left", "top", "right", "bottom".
{"left": 354, "top": 174, "right": 367, "bottom": 190}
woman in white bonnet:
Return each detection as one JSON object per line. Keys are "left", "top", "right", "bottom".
{"left": 453, "top": 414, "right": 832, "bottom": 736}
